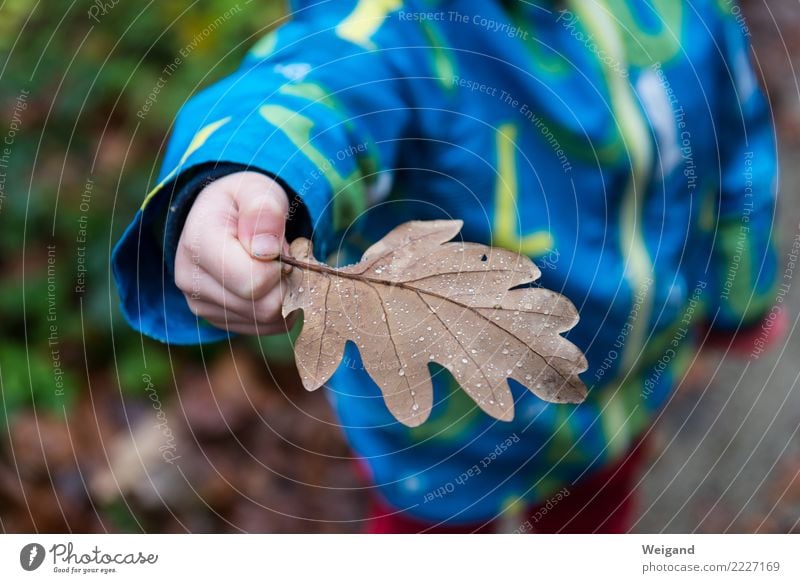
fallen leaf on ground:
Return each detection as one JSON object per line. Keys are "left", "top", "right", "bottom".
{"left": 280, "top": 220, "right": 588, "bottom": 426}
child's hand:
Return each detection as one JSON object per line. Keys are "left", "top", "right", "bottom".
{"left": 174, "top": 171, "right": 293, "bottom": 335}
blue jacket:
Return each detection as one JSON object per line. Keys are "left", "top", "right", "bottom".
{"left": 112, "top": 0, "right": 778, "bottom": 524}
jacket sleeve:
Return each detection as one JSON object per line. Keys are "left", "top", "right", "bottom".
{"left": 706, "top": 5, "right": 780, "bottom": 331}
{"left": 111, "top": 3, "right": 425, "bottom": 345}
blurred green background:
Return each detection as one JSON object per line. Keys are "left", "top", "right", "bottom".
{"left": 1, "top": 1, "right": 799, "bottom": 533}
{"left": 0, "top": 0, "right": 285, "bottom": 413}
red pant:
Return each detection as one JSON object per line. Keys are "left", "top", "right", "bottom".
{"left": 365, "top": 437, "right": 648, "bottom": 533}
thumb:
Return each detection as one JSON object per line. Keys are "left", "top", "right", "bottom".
{"left": 233, "top": 174, "right": 290, "bottom": 260}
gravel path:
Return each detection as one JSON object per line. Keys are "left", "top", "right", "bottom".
{"left": 635, "top": 144, "right": 800, "bottom": 533}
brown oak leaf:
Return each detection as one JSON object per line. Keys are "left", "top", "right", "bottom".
{"left": 280, "top": 220, "right": 588, "bottom": 427}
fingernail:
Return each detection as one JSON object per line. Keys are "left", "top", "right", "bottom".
{"left": 251, "top": 234, "right": 280, "bottom": 259}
